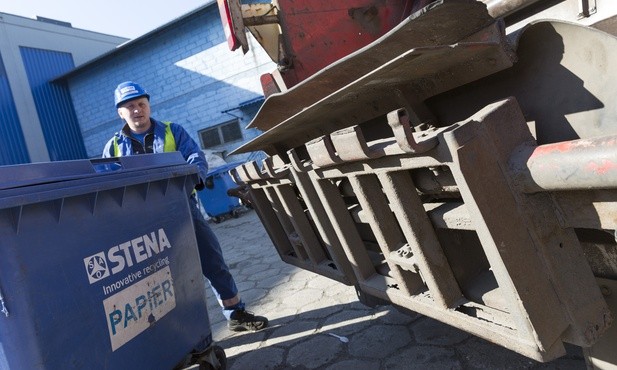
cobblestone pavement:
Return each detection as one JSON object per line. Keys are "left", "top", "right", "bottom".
{"left": 204, "top": 209, "right": 587, "bottom": 370}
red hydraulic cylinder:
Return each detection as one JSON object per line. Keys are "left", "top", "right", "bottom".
{"left": 513, "top": 135, "right": 617, "bottom": 193}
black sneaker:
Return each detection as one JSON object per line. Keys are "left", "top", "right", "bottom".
{"left": 228, "top": 309, "right": 268, "bottom": 332}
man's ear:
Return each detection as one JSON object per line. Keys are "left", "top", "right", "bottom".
{"left": 117, "top": 108, "right": 124, "bottom": 119}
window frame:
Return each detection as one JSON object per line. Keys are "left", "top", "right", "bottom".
{"left": 198, "top": 119, "right": 243, "bottom": 149}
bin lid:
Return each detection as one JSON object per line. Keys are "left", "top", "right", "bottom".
{"left": 0, "top": 152, "right": 188, "bottom": 191}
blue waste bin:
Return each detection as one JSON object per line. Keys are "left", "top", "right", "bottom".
{"left": 197, "top": 162, "right": 244, "bottom": 220}
{"left": 0, "top": 153, "right": 220, "bottom": 370}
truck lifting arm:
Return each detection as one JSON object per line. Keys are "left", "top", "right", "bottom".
{"left": 220, "top": 0, "right": 617, "bottom": 367}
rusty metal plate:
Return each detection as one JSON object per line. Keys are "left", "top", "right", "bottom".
{"left": 235, "top": 37, "right": 514, "bottom": 155}
{"left": 245, "top": 0, "right": 497, "bottom": 132}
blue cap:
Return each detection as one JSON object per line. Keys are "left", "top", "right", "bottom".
{"left": 114, "top": 81, "right": 150, "bottom": 108}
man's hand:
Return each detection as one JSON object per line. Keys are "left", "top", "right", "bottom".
{"left": 227, "top": 185, "right": 252, "bottom": 206}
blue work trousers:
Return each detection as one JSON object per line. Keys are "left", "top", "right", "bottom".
{"left": 189, "top": 198, "right": 240, "bottom": 305}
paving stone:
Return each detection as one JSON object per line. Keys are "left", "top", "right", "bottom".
{"left": 264, "top": 320, "right": 319, "bottom": 348}
{"left": 383, "top": 345, "right": 462, "bottom": 369}
{"left": 287, "top": 334, "right": 345, "bottom": 369}
{"left": 238, "top": 262, "right": 272, "bottom": 276}
{"left": 262, "top": 307, "right": 299, "bottom": 326}
{"left": 227, "top": 346, "right": 285, "bottom": 370}
{"left": 283, "top": 288, "right": 324, "bottom": 309}
{"left": 535, "top": 358, "right": 587, "bottom": 370}
{"left": 291, "top": 269, "right": 322, "bottom": 282}
{"left": 235, "top": 279, "right": 257, "bottom": 292}
{"left": 324, "top": 359, "right": 380, "bottom": 370}
{"left": 297, "top": 302, "right": 346, "bottom": 320}
{"left": 373, "top": 305, "right": 421, "bottom": 325}
{"left": 411, "top": 317, "right": 470, "bottom": 345}
{"left": 346, "top": 299, "right": 379, "bottom": 311}
{"left": 238, "top": 286, "right": 269, "bottom": 303}
{"left": 279, "top": 264, "right": 302, "bottom": 275}
{"left": 218, "top": 330, "right": 268, "bottom": 358}
{"left": 245, "top": 265, "right": 285, "bottom": 281}
{"left": 321, "top": 309, "right": 375, "bottom": 337}
{"left": 307, "top": 275, "right": 344, "bottom": 290}
{"left": 265, "top": 277, "right": 309, "bottom": 299}
{"left": 227, "top": 258, "right": 255, "bottom": 270}
{"left": 322, "top": 284, "right": 357, "bottom": 300}
{"left": 457, "top": 336, "right": 538, "bottom": 369}
{"left": 315, "top": 286, "right": 358, "bottom": 306}
{"left": 259, "top": 253, "right": 287, "bottom": 265}
{"left": 259, "top": 273, "right": 292, "bottom": 289}
{"left": 253, "top": 297, "right": 286, "bottom": 313}
{"left": 349, "top": 324, "right": 412, "bottom": 359}
{"left": 211, "top": 320, "right": 230, "bottom": 341}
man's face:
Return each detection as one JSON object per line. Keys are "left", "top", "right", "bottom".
{"left": 117, "top": 97, "right": 151, "bottom": 133}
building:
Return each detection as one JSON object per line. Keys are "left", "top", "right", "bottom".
{"left": 57, "top": 2, "right": 275, "bottom": 165}
{"left": 0, "top": 12, "right": 128, "bottom": 165}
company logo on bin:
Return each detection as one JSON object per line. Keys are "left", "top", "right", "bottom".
{"left": 83, "top": 228, "right": 172, "bottom": 284}
{"left": 104, "top": 266, "right": 176, "bottom": 351}
{"left": 84, "top": 252, "right": 110, "bottom": 283}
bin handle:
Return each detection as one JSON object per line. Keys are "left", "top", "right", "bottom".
{"left": 0, "top": 284, "right": 8, "bottom": 317}
{"left": 91, "top": 157, "right": 124, "bottom": 173}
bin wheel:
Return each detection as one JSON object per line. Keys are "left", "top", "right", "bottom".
{"left": 199, "top": 345, "right": 227, "bottom": 370}
{"left": 232, "top": 210, "right": 240, "bottom": 219}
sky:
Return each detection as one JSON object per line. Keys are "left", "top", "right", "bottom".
{"left": 0, "top": 0, "right": 213, "bottom": 40}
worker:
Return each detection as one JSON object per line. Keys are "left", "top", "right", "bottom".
{"left": 102, "top": 81, "right": 268, "bottom": 332}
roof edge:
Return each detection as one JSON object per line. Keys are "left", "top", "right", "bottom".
{"left": 52, "top": 0, "right": 216, "bottom": 82}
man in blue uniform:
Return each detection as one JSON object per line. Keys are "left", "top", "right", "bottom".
{"left": 103, "top": 81, "right": 268, "bottom": 332}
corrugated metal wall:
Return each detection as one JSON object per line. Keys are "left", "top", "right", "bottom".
{"left": 20, "top": 47, "right": 87, "bottom": 161}
{"left": 0, "top": 53, "right": 31, "bottom": 165}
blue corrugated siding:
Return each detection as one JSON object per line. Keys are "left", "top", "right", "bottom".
{"left": 0, "top": 53, "right": 31, "bottom": 165}
{"left": 20, "top": 47, "right": 87, "bottom": 161}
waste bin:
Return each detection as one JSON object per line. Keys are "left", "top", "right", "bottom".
{"left": 197, "top": 162, "right": 244, "bottom": 221}
{"left": 0, "top": 153, "right": 223, "bottom": 370}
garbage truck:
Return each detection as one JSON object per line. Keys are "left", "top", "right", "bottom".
{"left": 217, "top": 0, "right": 617, "bottom": 367}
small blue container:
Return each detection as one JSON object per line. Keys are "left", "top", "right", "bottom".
{"left": 0, "top": 153, "right": 213, "bottom": 370}
{"left": 197, "top": 162, "right": 243, "bottom": 219}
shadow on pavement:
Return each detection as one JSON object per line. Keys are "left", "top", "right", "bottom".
{"left": 205, "top": 209, "right": 586, "bottom": 370}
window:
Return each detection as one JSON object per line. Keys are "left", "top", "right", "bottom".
{"left": 199, "top": 119, "right": 243, "bottom": 149}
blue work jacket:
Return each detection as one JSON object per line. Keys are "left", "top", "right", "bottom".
{"left": 102, "top": 118, "right": 208, "bottom": 186}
